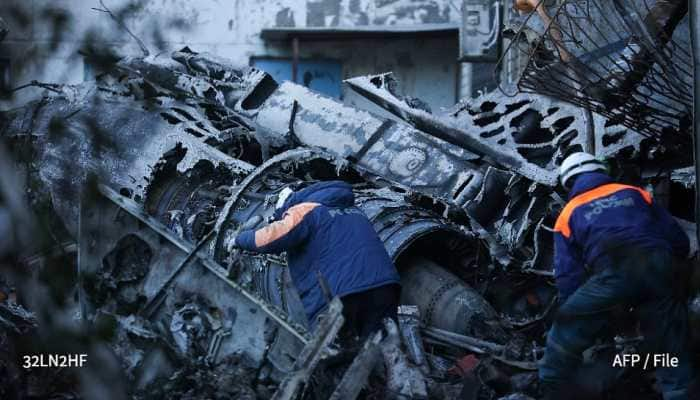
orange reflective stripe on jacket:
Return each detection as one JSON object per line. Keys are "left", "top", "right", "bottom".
{"left": 554, "top": 184, "right": 652, "bottom": 238}
{"left": 254, "top": 202, "right": 319, "bottom": 247}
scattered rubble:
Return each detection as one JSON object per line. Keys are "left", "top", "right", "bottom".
{"left": 0, "top": 9, "right": 694, "bottom": 396}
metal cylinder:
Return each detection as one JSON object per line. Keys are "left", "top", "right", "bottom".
{"left": 400, "top": 257, "right": 508, "bottom": 343}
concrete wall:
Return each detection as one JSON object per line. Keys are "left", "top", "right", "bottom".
{"left": 0, "top": 0, "right": 462, "bottom": 112}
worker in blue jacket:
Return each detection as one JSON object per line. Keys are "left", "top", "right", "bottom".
{"left": 228, "top": 180, "right": 401, "bottom": 340}
{"left": 540, "top": 152, "right": 693, "bottom": 400}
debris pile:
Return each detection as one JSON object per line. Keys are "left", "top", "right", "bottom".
{"left": 0, "top": 20, "right": 694, "bottom": 398}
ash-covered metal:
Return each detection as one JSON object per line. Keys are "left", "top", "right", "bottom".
{"left": 0, "top": 37, "right": 694, "bottom": 400}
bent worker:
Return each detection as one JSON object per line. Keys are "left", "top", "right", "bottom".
{"left": 539, "top": 152, "right": 693, "bottom": 400}
{"left": 227, "top": 180, "right": 401, "bottom": 340}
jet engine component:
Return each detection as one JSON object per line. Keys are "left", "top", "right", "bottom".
{"left": 400, "top": 257, "right": 509, "bottom": 344}
{"left": 0, "top": 40, "right": 668, "bottom": 398}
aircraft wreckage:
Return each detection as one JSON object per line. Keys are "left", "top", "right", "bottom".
{"left": 0, "top": 44, "right": 696, "bottom": 399}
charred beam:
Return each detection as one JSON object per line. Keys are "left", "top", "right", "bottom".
{"left": 98, "top": 183, "right": 311, "bottom": 344}
{"left": 271, "top": 297, "right": 344, "bottom": 400}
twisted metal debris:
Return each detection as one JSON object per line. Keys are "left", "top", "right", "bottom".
{"left": 0, "top": 30, "right": 693, "bottom": 398}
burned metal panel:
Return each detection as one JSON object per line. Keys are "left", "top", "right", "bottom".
{"left": 1, "top": 88, "right": 253, "bottom": 237}
{"left": 447, "top": 91, "right": 591, "bottom": 170}
{"left": 354, "top": 187, "right": 470, "bottom": 257}
{"left": 343, "top": 73, "right": 585, "bottom": 270}
{"left": 237, "top": 80, "right": 485, "bottom": 209}
{"left": 345, "top": 73, "right": 560, "bottom": 185}
{"left": 77, "top": 188, "right": 272, "bottom": 386}
{"left": 0, "top": 45, "right": 596, "bottom": 398}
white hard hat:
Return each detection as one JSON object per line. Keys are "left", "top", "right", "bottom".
{"left": 275, "top": 187, "right": 294, "bottom": 210}
{"left": 559, "top": 152, "right": 606, "bottom": 188}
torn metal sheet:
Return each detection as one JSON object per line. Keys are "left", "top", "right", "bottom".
{"left": 235, "top": 80, "right": 485, "bottom": 210}
{"left": 328, "top": 331, "right": 383, "bottom": 400}
{"left": 0, "top": 45, "right": 626, "bottom": 399}
{"left": 381, "top": 318, "right": 429, "bottom": 399}
{"left": 78, "top": 190, "right": 274, "bottom": 388}
{"left": 271, "top": 297, "right": 344, "bottom": 400}
{"left": 345, "top": 73, "right": 559, "bottom": 185}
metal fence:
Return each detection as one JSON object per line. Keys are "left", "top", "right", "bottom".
{"left": 500, "top": 0, "right": 692, "bottom": 144}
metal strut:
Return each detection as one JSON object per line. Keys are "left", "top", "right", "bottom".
{"left": 692, "top": 0, "right": 700, "bottom": 250}
{"left": 98, "top": 184, "right": 311, "bottom": 345}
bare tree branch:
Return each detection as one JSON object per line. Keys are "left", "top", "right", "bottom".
{"left": 9, "top": 80, "right": 63, "bottom": 94}
{"left": 93, "top": 0, "right": 150, "bottom": 57}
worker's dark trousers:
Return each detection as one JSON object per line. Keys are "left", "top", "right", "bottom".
{"left": 539, "top": 248, "right": 693, "bottom": 400}
{"left": 340, "top": 283, "right": 400, "bottom": 341}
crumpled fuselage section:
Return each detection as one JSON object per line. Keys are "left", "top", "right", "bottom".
{"left": 0, "top": 44, "right": 691, "bottom": 400}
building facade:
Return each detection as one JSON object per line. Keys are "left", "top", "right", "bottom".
{"left": 1, "top": 0, "right": 500, "bottom": 113}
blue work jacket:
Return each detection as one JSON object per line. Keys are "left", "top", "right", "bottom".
{"left": 553, "top": 172, "right": 689, "bottom": 300}
{"left": 237, "top": 181, "right": 401, "bottom": 323}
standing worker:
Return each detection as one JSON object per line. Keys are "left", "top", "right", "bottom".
{"left": 227, "top": 180, "right": 401, "bottom": 340}
{"left": 540, "top": 152, "right": 694, "bottom": 399}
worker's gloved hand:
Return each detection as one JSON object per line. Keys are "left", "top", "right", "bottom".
{"left": 225, "top": 235, "right": 239, "bottom": 253}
